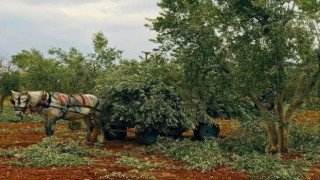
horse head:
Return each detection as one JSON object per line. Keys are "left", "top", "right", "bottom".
{"left": 11, "top": 90, "right": 31, "bottom": 116}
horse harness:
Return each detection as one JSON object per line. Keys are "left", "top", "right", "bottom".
{"left": 13, "top": 91, "right": 101, "bottom": 117}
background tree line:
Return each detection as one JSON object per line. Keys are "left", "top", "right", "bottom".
{"left": 1, "top": 0, "right": 320, "bottom": 153}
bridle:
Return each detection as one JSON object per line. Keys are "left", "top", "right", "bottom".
{"left": 11, "top": 94, "right": 30, "bottom": 114}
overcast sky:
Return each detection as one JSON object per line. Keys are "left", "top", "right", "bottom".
{"left": 0, "top": 0, "right": 160, "bottom": 60}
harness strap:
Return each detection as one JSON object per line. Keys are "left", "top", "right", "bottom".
{"left": 79, "top": 94, "right": 86, "bottom": 106}
{"left": 94, "top": 99, "right": 100, "bottom": 109}
{"left": 39, "top": 91, "right": 52, "bottom": 108}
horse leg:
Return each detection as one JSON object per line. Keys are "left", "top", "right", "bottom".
{"left": 83, "top": 116, "right": 94, "bottom": 143}
{"left": 91, "top": 120, "right": 100, "bottom": 144}
{"left": 92, "top": 119, "right": 106, "bottom": 143}
{"left": 96, "top": 118, "right": 106, "bottom": 144}
{"left": 44, "top": 117, "right": 58, "bottom": 136}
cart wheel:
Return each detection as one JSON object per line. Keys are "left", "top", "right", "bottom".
{"left": 105, "top": 125, "right": 127, "bottom": 140}
{"left": 135, "top": 129, "right": 159, "bottom": 145}
{"left": 194, "top": 123, "right": 220, "bottom": 141}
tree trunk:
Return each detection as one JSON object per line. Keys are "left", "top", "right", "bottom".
{"left": 252, "top": 94, "right": 291, "bottom": 154}
{"left": 0, "top": 95, "right": 5, "bottom": 113}
{"left": 265, "top": 120, "right": 278, "bottom": 153}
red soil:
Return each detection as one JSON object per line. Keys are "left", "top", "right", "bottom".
{"left": 0, "top": 121, "right": 247, "bottom": 180}
{"left": 0, "top": 110, "right": 319, "bottom": 179}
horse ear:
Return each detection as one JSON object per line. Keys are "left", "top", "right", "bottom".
{"left": 11, "top": 90, "right": 18, "bottom": 96}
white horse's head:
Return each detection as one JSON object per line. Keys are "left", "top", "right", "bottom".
{"left": 11, "top": 90, "right": 31, "bottom": 116}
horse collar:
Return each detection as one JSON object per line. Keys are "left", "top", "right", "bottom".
{"left": 40, "top": 92, "right": 52, "bottom": 108}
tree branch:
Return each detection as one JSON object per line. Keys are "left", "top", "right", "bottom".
{"left": 285, "top": 53, "right": 320, "bottom": 120}
{"left": 251, "top": 95, "right": 274, "bottom": 118}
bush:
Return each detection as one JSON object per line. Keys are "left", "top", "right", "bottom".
{"left": 95, "top": 60, "right": 207, "bottom": 133}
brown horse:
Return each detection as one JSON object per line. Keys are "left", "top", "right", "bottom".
{"left": 11, "top": 90, "right": 106, "bottom": 143}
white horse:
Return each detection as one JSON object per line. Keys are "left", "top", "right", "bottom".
{"left": 11, "top": 90, "right": 106, "bottom": 143}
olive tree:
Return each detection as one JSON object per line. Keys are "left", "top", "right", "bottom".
{"left": 148, "top": 0, "right": 320, "bottom": 153}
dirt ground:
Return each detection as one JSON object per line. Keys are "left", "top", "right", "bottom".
{"left": 0, "top": 110, "right": 319, "bottom": 180}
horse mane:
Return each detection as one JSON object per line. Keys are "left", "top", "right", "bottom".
{"left": 20, "top": 91, "right": 30, "bottom": 97}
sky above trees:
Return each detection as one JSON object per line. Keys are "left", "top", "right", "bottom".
{"left": 0, "top": 0, "right": 160, "bottom": 59}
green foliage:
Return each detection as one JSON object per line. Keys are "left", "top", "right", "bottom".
{"left": 0, "top": 105, "right": 24, "bottom": 122}
{"left": 8, "top": 32, "right": 122, "bottom": 94}
{"left": 206, "top": 97, "right": 259, "bottom": 120}
{"left": 145, "top": 138, "right": 230, "bottom": 172}
{"left": 11, "top": 49, "right": 68, "bottom": 91}
{"left": 0, "top": 105, "right": 43, "bottom": 123}
{"left": 290, "top": 121, "right": 320, "bottom": 154}
{"left": 0, "top": 148, "right": 20, "bottom": 157}
{"left": 144, "top": 117, "right": 318, "bottom": 179}
{"left": 95, "top": 60, "right": 206, "bottom": 133}
{"left": 48, "top": 47, "right": 97, "bottom": 93}
{"left": 148, "top": 0, "right": 229, "bottom": 101}
{"left": 9, "top": 137, "right": 96, "bottom": 167}
{"left": 233, "top": 152, "right": 309, "bottom": 180}
{"left": 0, "top": 71, "right": 20, "bottom": 96}
{"left": 89, "top": 31, "right": 123, "bottom": 68}
{"left": 218, "top": 119, "right": 267, "bottom": 155}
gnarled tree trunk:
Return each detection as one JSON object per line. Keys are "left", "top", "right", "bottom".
{"left": 252, "top": 60, "right": 320, "bottom": 154}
